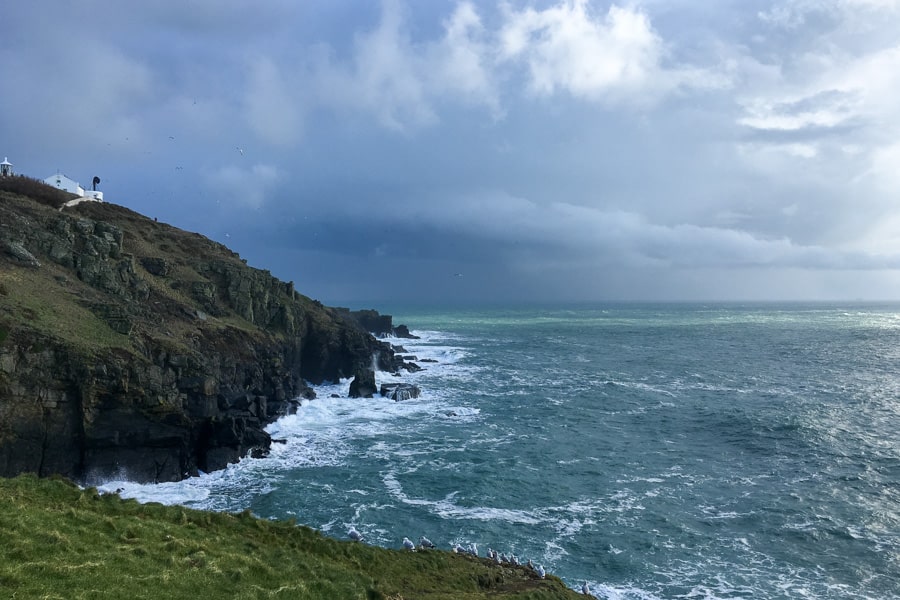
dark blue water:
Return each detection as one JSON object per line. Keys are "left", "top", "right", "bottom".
{"left": 108, "top": 303, "right": 900, "bottom": 598}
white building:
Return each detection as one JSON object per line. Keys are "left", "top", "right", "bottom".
{"left": 43, "top": 172, "right": 103, "bottom": 202}
{"left": 0, "top": 157, "right": 12, "bottom": 177}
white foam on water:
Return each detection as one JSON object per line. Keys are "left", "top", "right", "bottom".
{"left": 382, "top": 470, "right": 543, "bottom": 525}
{"left": 384, "top": 331, "right": 470, "bottom": 361}
{"left": 91, "top": 347, "right": 473, "bottom": 510}
{"left": 96, "top": 454, "right": 277, "bottom": 511}
{"left": 587, "top": 582, "right": 666, "bottom": 600}
{"left": 542, "top": 539, "right": 569, "bottom": 562}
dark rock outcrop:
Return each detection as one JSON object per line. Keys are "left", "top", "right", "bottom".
{"left": 379, "top": 383, "right": 421, "bottom": 401}
{"left": 342, "top": 308, "right": 419, "bottom": 340}
{"left": 345, "top": 309, "right": 393, "bottom": 336}
{"left": 348, "top": 368, "right": 377, "bottom": 399}
{"left": 0, "top": 187, "right": 396, "bottom": 483}
{"left": 393, "top": 324, "right": 420, "bottom": 339}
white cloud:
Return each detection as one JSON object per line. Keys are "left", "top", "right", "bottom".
{"left": 865, "top": 141, "right": 900, "bottom": 190}
{"left": 315, "top": 0, "right": 435, "bottom": 131}
{"left": 427, "top": 2, "right": 501, "bottom": 116}
{"left": 737, "top": 8, "right": 900, "bottom": 202}
{"left": 307, "top": 0, "right": 722, "bottom": 131}
{"left": 370, "top": 191, "right": 900, "bottom": 271}
{"left": 738, "top": 91, "right": 860, "bottom": 131}
{"left": 496, "top": 1, "right": 719, "bottom": 105}
{"left": 758, "top": 0, "right": 900, "bottom": 30}
{"left": 313, "top": 0, "right": 502, "bottom": 130}
{"left": 842, "top": 0, "right": 900, "bottom": 10}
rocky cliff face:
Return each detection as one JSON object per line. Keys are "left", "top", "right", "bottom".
{"left": 0, "top": 185, "right": 400, "bottom": 483}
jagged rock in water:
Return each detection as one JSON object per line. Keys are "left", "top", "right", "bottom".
{"left": 345, "top": 309, "right": 393, "bottom": 336}
{"left": 349, "top": 368, "right": 377, "bottom": 398}
{"left": 393, "top": 324, "right": 419, "bottom": 339}
{"left": 380, "top": 383, "right": 421, "bottom": 401}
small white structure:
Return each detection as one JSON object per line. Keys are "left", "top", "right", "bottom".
{"left": 0, "top": 157, "right": 12, "bottom": 177}
{"left": 43, "top": 172, "right": 103, "bottom": 202}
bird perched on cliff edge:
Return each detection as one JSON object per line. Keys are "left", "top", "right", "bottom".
{"left": 402, "top": 537, "right": 416, "bottom": 551}
{"left": 582, "top": 581, "right": 592, "bottom": 596}
{"left": 348, "top": 526, "right": 363, "bottom": 542}
{"left": 419, "top": 536, "right": 435, "bottom": 549}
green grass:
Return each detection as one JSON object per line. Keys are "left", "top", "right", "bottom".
{"left": 0, "top": 269, "right": 132, "bottom": 354}
{"left": 0, "top": 476, "right": 582, "bottom": 600}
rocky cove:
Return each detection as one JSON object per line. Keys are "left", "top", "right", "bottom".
{"left": 0, "top": 180, "right": 418, "bottom": 483}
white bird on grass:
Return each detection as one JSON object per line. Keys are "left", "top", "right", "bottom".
{"left": 402, "top": 537, "right": 416, "bottom": 551}
{"left": 348, "top": 526, "right": 363, "bottom": 542}
{"left": 536, "top": 564, "right": 546, "bottom": 579}
{"left": 419, "top": 536, "right": 435, "bottom": 549}
{"left": 582, "top": 581, "right": 592, "bottom": 596}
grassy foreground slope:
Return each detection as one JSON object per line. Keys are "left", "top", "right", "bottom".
{"left": 0, "top": 476, "right": 582, "bottom": 600}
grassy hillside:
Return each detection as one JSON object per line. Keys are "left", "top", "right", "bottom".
{"left": 0, "top": 475, "right": 583, "bottom": 599}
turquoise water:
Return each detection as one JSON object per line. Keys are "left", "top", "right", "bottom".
{"left": 106, "top": 304, "right": 900, "bottom": 598}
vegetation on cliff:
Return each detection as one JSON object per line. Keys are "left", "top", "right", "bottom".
{"left": 0, "top": 181, "right": 401, "bottom": 482}
{"left": 0, "top": 475, "right": 582, "bottom": 599}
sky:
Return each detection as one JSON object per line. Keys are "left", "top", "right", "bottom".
{"left": 3, "top": 0, "right": 900, "bottom": 305}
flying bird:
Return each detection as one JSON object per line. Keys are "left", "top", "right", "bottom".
{"left": 236, "top": 146, "right": 244, "bottom": 155}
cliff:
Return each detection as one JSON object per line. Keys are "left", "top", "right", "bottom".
{"left": 0, "top": 181, "right": 403, "bottom": 483}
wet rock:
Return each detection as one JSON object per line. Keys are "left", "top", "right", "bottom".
{"left": 349, "top": 368, "right": 377, "bottom": 398}
{"left": 380, "top": 383, "right": 421, "bottom": 401}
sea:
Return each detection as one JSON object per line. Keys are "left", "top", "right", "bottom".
{"left": 99, "top": 303, "right": 900, "bottom": 599}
